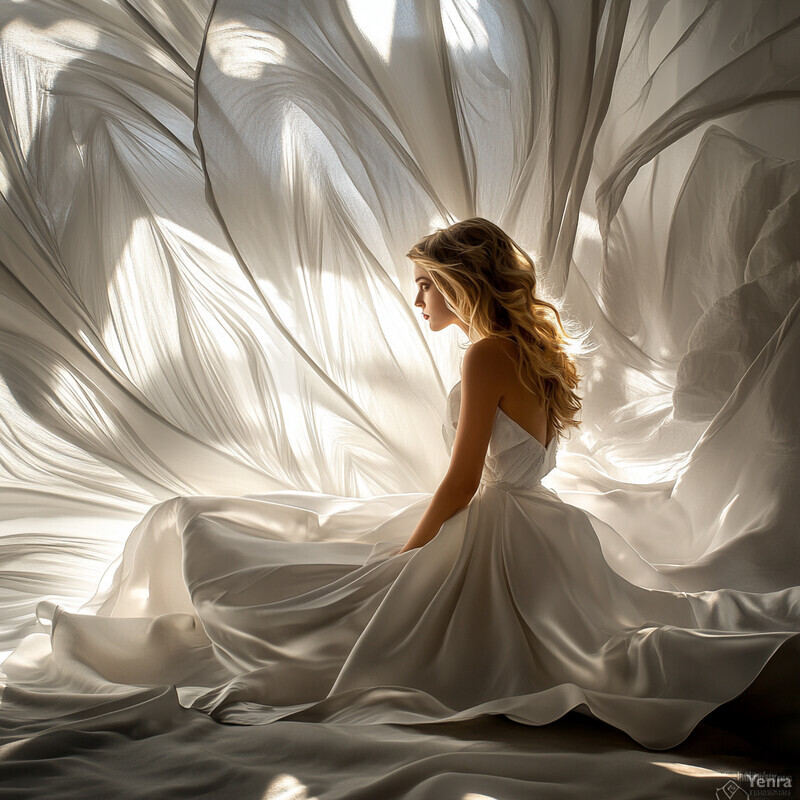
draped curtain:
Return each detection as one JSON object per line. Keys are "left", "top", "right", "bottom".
{"left": 1, "top": 0, "right": 798, "bottom": 653}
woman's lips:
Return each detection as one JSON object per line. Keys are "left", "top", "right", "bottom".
{"left": 422, "top": 313, "right": 429, "bottom": 320}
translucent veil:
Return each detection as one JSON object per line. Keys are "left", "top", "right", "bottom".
{"left": 1, "top": 0, "right": 798, "bottom": 654}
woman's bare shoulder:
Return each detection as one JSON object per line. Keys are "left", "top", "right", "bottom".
{"left": 465, "top": 337, "right": 518, "bottom": 368}
{"left": 463, "top": 337, "right": 518, "bottom": 385}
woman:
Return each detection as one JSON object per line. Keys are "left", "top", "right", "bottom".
{"left": 398, "top": 218, "right": 581, "bottom": 554}
{"left": 18, "top": 219, "right": 799, "bottom": 751}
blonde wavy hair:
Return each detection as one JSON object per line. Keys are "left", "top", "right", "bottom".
{"left": 406, "top": 217, "right": 589, "bottom": 438}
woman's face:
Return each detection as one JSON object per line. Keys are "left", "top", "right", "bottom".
{"left": 413, "top": 265, "right": 461, "bottom": 332}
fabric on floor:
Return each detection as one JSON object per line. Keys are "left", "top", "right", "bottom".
{"left": 1, "top": 0, "right": 799, "bottom": 796}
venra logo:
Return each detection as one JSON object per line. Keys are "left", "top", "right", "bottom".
{"left": 717, "top": 773, "right": 794, "bottom": 799}
{"left": 742, "top": 772, "right": 793, "bottom": 791}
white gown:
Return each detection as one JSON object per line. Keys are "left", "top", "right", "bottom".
{"left": 16, "top": 380, "right": 799, "bottom": 751}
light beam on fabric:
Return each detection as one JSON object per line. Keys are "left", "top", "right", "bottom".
{"left": 0, "top": 2, "right": 798, "bottom": 792}
{"left": 0, "top": 0, "right": 798, "bottom": 645}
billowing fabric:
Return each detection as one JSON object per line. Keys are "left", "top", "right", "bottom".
{"left": 13, "top": 379, "right": 793, "bottom": 752}
{"left": 1, "top": 0, "right": 800, "bottom": 795}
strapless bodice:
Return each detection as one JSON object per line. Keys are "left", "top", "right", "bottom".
{"left": 441, "top": 380, "right": 557, "bottom": 492}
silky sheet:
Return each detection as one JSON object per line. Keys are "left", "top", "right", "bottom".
{"left": 0, "top": 1, "right": 799, "bottom": 797}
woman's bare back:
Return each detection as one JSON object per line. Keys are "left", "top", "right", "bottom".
{"left": 483, "top": 338, "right": 553, "bottom": 448}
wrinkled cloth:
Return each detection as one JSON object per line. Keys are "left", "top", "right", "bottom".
{"left": 1, "top": 0, "right": 800, "bottom": 794}
{"left": 3, "top": 380, "right": 796, "bottom": 753}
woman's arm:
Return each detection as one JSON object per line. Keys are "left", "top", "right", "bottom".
{"left": 398, "top": 339, "right": 508, "bottom": 553}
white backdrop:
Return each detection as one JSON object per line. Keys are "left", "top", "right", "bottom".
{"left": 1, "top": 0, "right": 799, "bottom": 655}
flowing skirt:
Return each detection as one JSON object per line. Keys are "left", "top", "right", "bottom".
{"left": 11, "top": 483, "right": 797, "bottom": 752}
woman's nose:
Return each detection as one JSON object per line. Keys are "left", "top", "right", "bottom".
{"left": 414, "top": 293, "right": 423, "bottom": 307}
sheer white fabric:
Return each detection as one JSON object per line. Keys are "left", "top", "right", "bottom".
{"left": 1, "top": 0, "right": 799, "bottom": 793}
{"left": 12, "top": 377, "right": 786, "bottom": 752}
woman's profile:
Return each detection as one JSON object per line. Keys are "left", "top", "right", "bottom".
{"left": 398, "top": 217, "right": 582, "bottom": 553}
{"left": 12, "top": 218, "right": 800, "bottom": 752}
